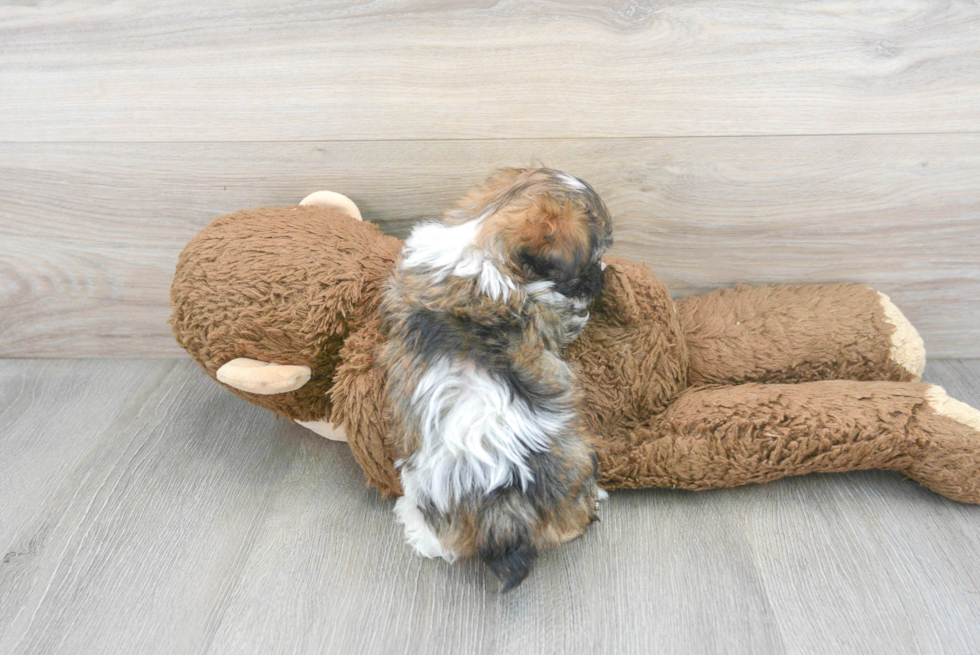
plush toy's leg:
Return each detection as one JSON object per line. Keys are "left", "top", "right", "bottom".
{"left": 675, "top": 283, "right": 925, "bottom": 385}
{"left": 595, "top": 380, "right": 980, "bottom": 504}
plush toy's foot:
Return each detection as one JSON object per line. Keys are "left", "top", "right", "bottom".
{"left": 907, "top": 385, "right": 980, "bottom": 503}
{"left": 878, "top": 292, "right": 926, "bottom": 381}
{"left": 299, "top": 190, "right": 363, "bottom": 221}
{"left": 677, "top": 283, "right": 925, "bottom": 385}
{"left": 596, "top": 380, "right": 980, "bottom": 504}
{"left": 925, "top": 385, "right": 980, "bottom": 431}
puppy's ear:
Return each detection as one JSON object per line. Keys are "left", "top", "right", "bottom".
{"left": 516, "top": 197, "right": 593, "bottom": 283}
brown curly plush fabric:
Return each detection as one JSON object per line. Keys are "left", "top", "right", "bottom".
{"left": 170, "top": 205, "right": 401, "bottom": 422}
{"left": 676, "top": 283, "right": 913, "bottom": 385}
{"left": 171, "top": 205, "right": 980, "bottom": 504}
{"left": 594, "top": 380, "right": 979, "bottom": 501}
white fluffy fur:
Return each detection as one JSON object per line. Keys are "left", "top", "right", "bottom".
{"left": 400, "top": 218, "right": 515, "bottom": 301}
{"left": 524, "top": 279, "right": 563, "bottom": 305}
{"left": 400, "top": 219, "right": 481, "bottom": 273}
{"left": 400, "top": 358, "right": 573, "bottom": 514}
{"left": 558, "top": 172, "right": 586, "bottom": 190}
{"left": 570, "top": 313, "right": 590, "bottom": 332}
{"left": 394, "top": 475, "right": 458, "bottom": 561}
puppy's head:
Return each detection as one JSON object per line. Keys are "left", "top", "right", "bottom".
{"left": 455, "top": 168, "right": 613, "bottom": 302}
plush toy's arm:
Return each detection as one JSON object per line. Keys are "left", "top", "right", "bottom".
{"left": 595, "top": 380, "right": 980, "bottom": 504}
{"left": 675, "top": 283, "right": 925, "bottom": 386}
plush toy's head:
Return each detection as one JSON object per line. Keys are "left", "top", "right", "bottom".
{"left": 170, "top": 205, "right": 403, "bottom": 423}
{"left": 170, "top": 205, "right": 690, "bottom": 493}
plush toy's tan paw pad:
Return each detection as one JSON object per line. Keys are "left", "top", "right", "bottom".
{"left": 299, "top": 190, "right": 363, "bottom": 221}
{"left": 926, "top": 385, "right": 980, "bottom": 433}
{"left": 216, "top": 358, "right": 312, "bottom": 395}
{"left": 296, "top": 419, "right": 349, "bottom": 442}
{"left": 878, "top": 292, "right": 926, "bottom": 381}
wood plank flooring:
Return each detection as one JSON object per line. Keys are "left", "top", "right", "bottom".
{"left": 1, "top": 358, "right": 979, "bottom": 655}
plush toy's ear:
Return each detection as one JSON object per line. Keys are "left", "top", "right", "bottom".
{"left": 300, "top": 190, "right": 363, "bottom": 221}
{"left": 216, "top": 358, "right": 311, "bottom": 394}
{"left": 214, "top": 358, "right": 349, "bottom": 442}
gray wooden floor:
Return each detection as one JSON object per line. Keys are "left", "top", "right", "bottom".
{"left": 1, "top": 358, "right": 979, "bottom": 655}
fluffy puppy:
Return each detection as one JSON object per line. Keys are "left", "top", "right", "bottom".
{"left": 380, "top": 168, "right": 613, "bottom": 591}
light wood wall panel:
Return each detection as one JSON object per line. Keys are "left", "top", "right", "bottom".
{"left": 2, "top": 135, "right": 977, "bottom": 358}
{"left": 1, "top": 1, "right": 979, "bottom": 142}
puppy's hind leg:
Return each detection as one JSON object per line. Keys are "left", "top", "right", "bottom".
{"left": 393, "top": 473, "right": 457, "bottom": 562}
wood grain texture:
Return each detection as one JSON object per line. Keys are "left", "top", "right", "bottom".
{"left": 1, "top": 1, "right": 979, "bottom": 142}
{"left": 0, "top": 359, "right": 306, "bottom": 654}
{"left": 747, "top": 359, "right": 980, "bottom": 654}
{"left": 1, "top": 358, "right": 979, "bottom": 654}
{"left": 2, "top": 136, "right": 978, "bottom": 357}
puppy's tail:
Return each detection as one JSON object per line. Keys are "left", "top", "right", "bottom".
{"left": 478, "top": 491, "right": 539, "bottom": 592}
{"left": 483, "top": 535, "right": 538, "bottom": 593}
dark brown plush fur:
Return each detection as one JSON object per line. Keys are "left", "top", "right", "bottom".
{"left": 171, "top": 205, "right": 980, "bottom": 504}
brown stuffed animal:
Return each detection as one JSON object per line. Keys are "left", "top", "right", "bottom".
{"left": 170, "top": 193, "right": 980, "bottom": 505}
